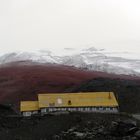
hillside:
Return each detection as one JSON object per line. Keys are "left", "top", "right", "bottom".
{"left": 68, "top": 78, "right": 140, "bottom": 113}
{"left": 0, "top": 62, "right": 140, "bottom": 111}
{"left": 0, "top": 62, "right": 140, "bottom": 139}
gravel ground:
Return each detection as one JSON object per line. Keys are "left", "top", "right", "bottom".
{"left": 0, "top": 112, "right": 139, "bottom": 140}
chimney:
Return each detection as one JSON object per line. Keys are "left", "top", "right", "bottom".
{"left": 108, "top": 92, "right": 111, "bottom": 99}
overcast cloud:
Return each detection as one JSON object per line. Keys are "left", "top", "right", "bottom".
{"left": 0, "top": 0, "right": 140, "bottom": 55}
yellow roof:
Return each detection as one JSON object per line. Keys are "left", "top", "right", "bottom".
{"left": 38, "top": 92, "right": 119, "bottom": 108}
{"left": 20, "top": 101, "right": 39, "bottom": 112}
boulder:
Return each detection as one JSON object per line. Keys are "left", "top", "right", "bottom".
{"left": 122, "top": 120, "right": 137, "bottom": 127}
{"left": 127, "top": 127, "right": 139, "bottom": 135}
{"left": 135, "top": 130, "right": 140, "bottom": 138}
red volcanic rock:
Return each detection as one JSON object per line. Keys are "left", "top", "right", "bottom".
{"left": 0, "top": 62, "right": 139, "bottom": 110}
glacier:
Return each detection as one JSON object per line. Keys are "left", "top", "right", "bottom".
{"left": 0, "top": 46, "right": 140, "bottom": 76}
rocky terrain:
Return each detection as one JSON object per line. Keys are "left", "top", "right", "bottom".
{"left": 0, "top": 112, "right": 139, "bottom": 140}
{"left": 52, "top": 113, "right": 140, "bottom": 140}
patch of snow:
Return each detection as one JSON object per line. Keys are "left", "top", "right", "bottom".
{"left": 0, "top": 46, "right": 140, "bottom": 76}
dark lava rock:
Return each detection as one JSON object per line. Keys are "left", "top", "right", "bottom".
{"left": 127, "top": 127, "right": 139, "bottom": 135}
{"left": 110, "top": 119, "right": 139, "bottom": 136}
{"left": 0, "top": 104, "right": 16, "bottom": 117}
{"left": 135, "top": 130, "right": 140, "bottom": 138}
{"left": 52, "top": 113, "right": 140, "bottom": 140}
{"left": 0, "top": 113, "right": 139, "bottom": 140}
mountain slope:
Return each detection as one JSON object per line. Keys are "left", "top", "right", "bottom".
{"left": 0, "top": 47, "right": 140, "bottom": 76}
{"left": 0, "top": 62, "right": 139, "bottom": 111}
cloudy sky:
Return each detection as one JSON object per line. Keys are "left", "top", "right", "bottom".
{"left": 0, "top": 0, "right": 140, "bottom": 54}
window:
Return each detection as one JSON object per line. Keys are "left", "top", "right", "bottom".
{"left": 49, "top": 108, "right": 52, "bottom": 112}
{"left": 32, "top": 111, "right": 38, "bottom": 114}
{"left": 57, "top": 98, "right": 62, "bottom": 104}
{"left": 41, "top": 108, "right": 46, "bottom": 113}
{"left": 23, "top": 111, "right": 32, "bottom": 116}
{"left": 106, "top": 107, "right": 110, "bottom": 111}
{"left": 99, "top": 107, "right": 103, "bottom": 110}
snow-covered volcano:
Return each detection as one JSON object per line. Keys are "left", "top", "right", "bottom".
{"left": 0, "top": 47, "right": 140, "bottom": 76}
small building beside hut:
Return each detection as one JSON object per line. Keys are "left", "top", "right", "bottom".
{"left": 20, "top": 101, "right": 39, "bottom": 116}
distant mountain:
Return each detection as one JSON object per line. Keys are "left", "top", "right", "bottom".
{"left": 0, "top": 47, "right": 140, "bottom": 76}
